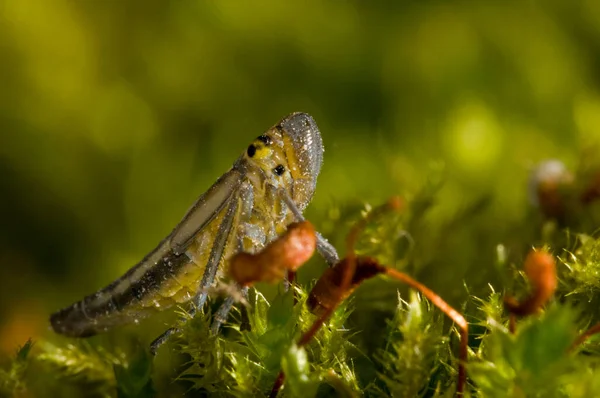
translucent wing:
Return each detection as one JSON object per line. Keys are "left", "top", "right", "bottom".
{"left": 50, "top": 167, "right": 244, "bottom": 337}
{"left": 170, "top": 168, "right": 243, "bottom": 252}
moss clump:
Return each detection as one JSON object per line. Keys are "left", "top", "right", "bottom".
{"left": 7, "top": 175, "right": 600, "bottom": 397}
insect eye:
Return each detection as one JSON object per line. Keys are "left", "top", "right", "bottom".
{"left": 257, "top": 135, "right": 272, "bottom": 145}
{"left": 247, "top": 144, "right": 257, "bottom": 157}
{"left": 273, "top": 165, "right": 285, "bottom": 176}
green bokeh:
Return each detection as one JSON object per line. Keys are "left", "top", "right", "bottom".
{"left": 0, "top": 0, "right": 599, "bottom": 361}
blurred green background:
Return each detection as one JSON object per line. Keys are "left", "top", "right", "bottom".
{"left": 1, "top": 0, "right": 600, "bottom": 357}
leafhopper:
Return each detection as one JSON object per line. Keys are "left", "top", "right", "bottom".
{"left": 50, "top": 113, "right": 338, "bottom": 349}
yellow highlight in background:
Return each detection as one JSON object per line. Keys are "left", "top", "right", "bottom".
{"left": 444, "top": 100, "right": 503, "bottom": 177}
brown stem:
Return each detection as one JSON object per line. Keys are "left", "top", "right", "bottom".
{"left": 287, "top": 270, "right": 298, "bottom": 305}
{"left": 503, "top": 249, "right": 557, "bottom": 335}
{"left": 269, "top": 269, "right": 351, "bottom": 397}
{"left": 570, "top": 322, "right": 600, "bottom": 352}
{"left": 508, "top": 313, "right": 516, "bottom": 334}
{"left": 301, "top": 199, "right": 403, "bottom": 348}
{"left": 269, "top": 198, "right": 403, "bottom": 397}
{"left": 385, "top": 268, "right": 468, "bottom": 395}
{"left": 269, "top": 372, "right": 285, "bottom": 398}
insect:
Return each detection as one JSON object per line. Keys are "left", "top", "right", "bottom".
{"left": 50, "top": 112, "right": 339, "bottom": 350}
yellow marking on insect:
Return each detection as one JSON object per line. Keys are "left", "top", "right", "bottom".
{"left": 282, "top": 134, "right": 303, "bottom": 182}
{"left": 246, "top": 137, "right": 274, "bottom": 161}
{"left": 253, "top": 144, "right": 272, "bottom": 159}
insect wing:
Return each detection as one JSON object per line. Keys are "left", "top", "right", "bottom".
{"left": 50, "top": 167, "right": 245, "bottom": 337}
{"left": 170, "top": 167, "right": 243, "bottom": 252}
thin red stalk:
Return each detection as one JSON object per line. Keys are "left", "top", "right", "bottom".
{"left": 287, "top": 270, "right": 298, "bottom": 304}
{"left": 268, "top": 372, "right": 285, "bottom": 398}
{"left": 269, "top": 264, "right": 352, "bottom": 397}
{"left": 508, "top": 313, "right": 516, "bottom": 334}
{"left": 570, "top": 322, "right": 600, "bottom": 352}
{"left": 504, "top": 249, "right": 557, "bottom": 335}
{"left": 271, "top": 254, "right": 358, "bottom": 397}
{"left": 385, "top": 268, "right": 468, "bottom": 395}
{"left": 269, "top": 198, "right": 403, "bottom": 397}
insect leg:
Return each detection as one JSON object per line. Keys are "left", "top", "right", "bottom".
{"left": 280, "top": 189, "right": 339, "bottom": 266}
{"left": 210, "top": 286, "right": 249, "bottom": 334}
{"left": 193, "top": 195, "right": 240, "bottom": 310}
{"left": 314, "top": 232, "right": 339, "bottom": 267}
{"left": 210, "top": 188, "right": 255, "bottom": 334}
{"left": 150, "top": 197, "right": 240, "bottom": 355}
{"left": 150, "top": 326, "right": 175, "bottom": 355}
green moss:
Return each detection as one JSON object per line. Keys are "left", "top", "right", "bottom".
{"left": 6, "top": 181, "right": 600, "bottom": 397}
{"left": 562, "top": 235, "right": 600, "bottom": 297}
{"left": 373, "top": 291, "right": 448, "bottom": 397}
{"left": 0, "top": 339, "right": 33, "bottom": 397}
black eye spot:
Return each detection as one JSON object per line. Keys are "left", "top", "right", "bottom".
{"left": 273, "top": 164, "right": 285, "bottom": 176}
{"left": 247, "top": 144, "right": 256, "bottom": 157}
{"left": 257, "top": 135, "right": 272, "bottom": 145}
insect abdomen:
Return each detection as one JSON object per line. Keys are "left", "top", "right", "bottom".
{"left": 50, "top": 247, "right": 202, "bottom": 337}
